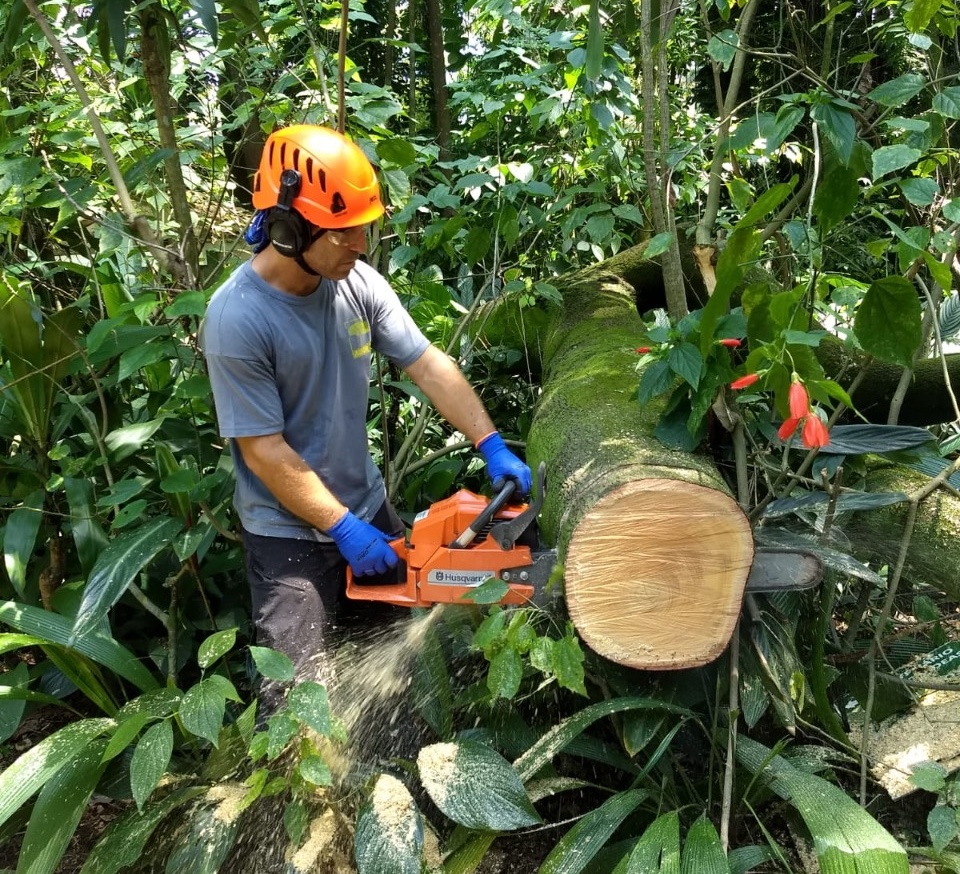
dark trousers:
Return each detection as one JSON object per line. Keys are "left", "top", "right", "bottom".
{"left": 241, "top": 502, "right": 404, "bottom": 715}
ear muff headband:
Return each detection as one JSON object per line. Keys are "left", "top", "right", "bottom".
{"left": 266, "top": 169, "right": 311, "bottom": 257}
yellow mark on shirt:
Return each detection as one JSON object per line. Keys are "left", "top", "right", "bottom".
{"left": 346, "top": 319, "right": 372, "bottom": 358}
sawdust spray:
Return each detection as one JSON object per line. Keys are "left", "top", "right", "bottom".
{"left": 223, "top": 605, "right": 451, "bottom": 874}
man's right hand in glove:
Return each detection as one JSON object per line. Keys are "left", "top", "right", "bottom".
{"left": 327, "top": 511, "right": 399, "bottom": 576}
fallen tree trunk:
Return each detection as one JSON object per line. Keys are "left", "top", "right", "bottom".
{"left": 841, "top": 461, "right": 960, "bottom": 601}
{"left": 525, "top": 271, "right": 754, "bottom": 670}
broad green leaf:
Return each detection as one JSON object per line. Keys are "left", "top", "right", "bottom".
{"left": 514, "top": 696, "right": 691, "bottom": 782}
{"left": 933, "top": 86, "right": 960, "bottom": 119}
{"left": 418, "top": 740, "right": 541, "bottom": 831}
{"left": 64, "top": 478, "right": 109, "bottom": 574}
{"left": 0, "top": 601, "right": 158, "bottom": 692}
{"left": 103, "top": 419, "right": 165, "bottom": 462}
{"left": 904, "top": 0, "right": 944, "bottom": 31}
{"left": 197, "top": 627, "right": 237, "bottom": 669}
{"left": 3, "top": 489, "right": 43, "bottom": 599}
{"left": 287, "top": 680, "right": 331, "bottom": 736}
{"left": 552, "top": 634, "right": 586, "bottom": 696}
{"left": 680, "top": 815, "right": 728, "bottom": 874}
{"left": 0, "top": 718, "right": 113, "bottom": 830}
{"left": 625, "top": 811, "right": 681, "bottom": 873}
{"left": 72, "top": 516, "right": 181, "bottom": 641}
{"left": 78, "top": 786, "right": 207, "bottom": 874}
{"left": 643, "top": 232, "right": 676, "bottom": 259}
{"left": 298, "top": 755, "right": 331, "bottom": 786}
{"left": 187, "top": 0, "right": 217, "bottom": 42}
{"left": 707, "top": 29, "right": 738, "bottom": 71}
{"left": 0, "top": 661, "right": 28, "bottom": 744}
{"left": 638, "top": 360, "right": 675, "bottom": 405}
{"left": 728, "top": 845, "right": 777, "bottom": 874}
{"left": 102, "top": 711, "right": 152, "bottom": 761}
{"left": 539, "top": 789, "right": 646, "bottom": 873}
{"left": 179, "top": 678, "right": 227, "bottom": 746}
{"left": 928, "top": 805, "right": 958, "bottom": 853}
{"left": 764, "top": 490, "right": 909, "bottom": 517}
{"left": 814, "top": 159, "right": 860, "bottom": 232}
{"left": 908, "top": 761, "right": 948, "bottom": 792}
{"left": 737, "top": 736, "right": 909, "bottom": 873}
{"left": 816, "top": 424, "right": 934, "bottom": 455}
{"left": 900, "top": 177, "right": 938, "bottom": 206}
{"left": 130, "top": 720, "right": 174, "bottom": 810}
{"left": 872, "top": 145, "right": 922, "bottom": 180}
{"left": 355, "top": 775, "right": 423, "bottom": 874}
{"left": 854, "top": 276, "right": 922, "bottom": 367}
{"left": 460, "top": 578, "right": 510, "bottom": 604}
{"left": 811, "top": 101, "right": 855, "bottom": 165}
{"left": 18, "top": 738, "right": 108, "bottom": 874}
{"left": 668, "top": 343, "right": 703, "bottom": 389}
{"left": 865, "top": 74, "right": 927, "bottom": 107}
{"left": 163, "top": 787, "right": 244, "bottom": 874}
{"left": 249, "top": 645, "right": 295, "bottom": 681}
{"left": 488, "top": 646, "right": 523, "bottom": 699}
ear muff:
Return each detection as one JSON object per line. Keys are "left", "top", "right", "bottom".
{"left": 266, "top": 169, "right": 311, "bottom": 257}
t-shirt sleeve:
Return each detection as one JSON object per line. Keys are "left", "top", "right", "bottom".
{"left": 364, "top": 270, "right": 431, "bottom": 367}
{"left": 200, "top": 306, "right": 285, "bottom": 438}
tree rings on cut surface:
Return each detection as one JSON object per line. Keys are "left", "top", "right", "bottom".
{"left": 564, "top": 478, "right": 753, "bottom": 670}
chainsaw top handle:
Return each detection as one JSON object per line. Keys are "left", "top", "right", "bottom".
{"left": 450, "top": 479, "right": 517, "bottom": 548}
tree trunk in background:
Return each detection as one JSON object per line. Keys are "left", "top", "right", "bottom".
{"left": 526, "top": 270, "right": 754, "bottom": 670}
{"left": 138, "top": 1, "right": 198, "bottom": 281}
{"left": 424, "top": 0, "right": 451, "bottom": 158}
{"left": 841, "top": 462, "right": 960, "bottom": 600}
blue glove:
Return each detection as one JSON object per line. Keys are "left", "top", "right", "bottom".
{"left": 328, "top": 511, "right": 399, "bottom": 576}
{"left": 477, "top": 432, "right": 532, "bottom": 495}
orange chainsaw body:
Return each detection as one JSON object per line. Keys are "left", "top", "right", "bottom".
{"left": 345, "top": 488, "right": 536, "bottom": 608}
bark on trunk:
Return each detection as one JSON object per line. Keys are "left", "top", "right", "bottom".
{"left": 526, "top": 271, "right": 754, "bottom": 670}
{"left": 841, "top": 462, "right": 960, "bottom": 601}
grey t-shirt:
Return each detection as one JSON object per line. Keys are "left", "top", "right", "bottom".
{"left": 200, "top": 259, "right": 430, "bottom": 540}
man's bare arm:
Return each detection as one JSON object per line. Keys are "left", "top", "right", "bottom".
{"left": 404, "top": 345, "right": 496, "bottom": 444}
{"left": 233, "top": 433, "right": 347, "bottom": 531}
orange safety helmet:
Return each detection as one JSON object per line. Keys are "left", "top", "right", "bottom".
{"left": 251, "top": 125, "right": 385, "bottom": 229}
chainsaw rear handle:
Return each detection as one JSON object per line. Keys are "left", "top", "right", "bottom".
{"left": 450, "top": 479, "right": 517, "bottom": 548}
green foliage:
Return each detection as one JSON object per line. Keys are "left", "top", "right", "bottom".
{"left": 2, "top": 0, "right": 958, "bottom": 870}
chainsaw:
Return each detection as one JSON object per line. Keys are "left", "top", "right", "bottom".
{"left": 345, "top": 463, "right": 824, "bottom": 608}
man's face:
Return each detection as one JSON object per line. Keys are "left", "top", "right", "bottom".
{"left": 303, "top": 224, "right": 369, "bottom": 280}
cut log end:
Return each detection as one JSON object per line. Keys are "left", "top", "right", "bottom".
{"left": 564, "top": 478, "right": 754, "bottom": 670}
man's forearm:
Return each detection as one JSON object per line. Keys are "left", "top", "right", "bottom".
{"left": 405, "top": 346, "right": 496, "bottom": 444}
{"left": 233, "top": 434, "right": 347, "bottom": 532}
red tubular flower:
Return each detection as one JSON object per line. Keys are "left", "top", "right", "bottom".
{"left": 802, "top": 414, "right": 830, "bottom": 448}
{"left": 788, "top": 380, "right": 810, "bottom": 419}
{"left": 730, "top": 373, "right": 760, "bottom": 389}
{"left": 636, "top": 346, "right": 652, "bottom": 354}
{"left": 778, "top": 417, "right": 801, "bottom": 440}
{"left": 719, "top": 338, "right": 742, "bottom": 348}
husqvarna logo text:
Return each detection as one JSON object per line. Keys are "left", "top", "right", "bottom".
{"left": 428, "top": 570, "right": 495, "bottom": 587}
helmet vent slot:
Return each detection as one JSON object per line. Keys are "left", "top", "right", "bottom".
{"left": 292, "top": 148, "right": 301, "bottom": 170}
{"left": 318, "top": 168, "right": 327, "bottom": 192}
{"left": 279, "top": 143, "right": 287, "bottom": 166}
{"left": 305, "top": 158, "right": 314, "bottom": 184}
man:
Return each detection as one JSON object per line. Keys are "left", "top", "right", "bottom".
{"left": 200, "top": 125, "right": 531, "bottom": 710}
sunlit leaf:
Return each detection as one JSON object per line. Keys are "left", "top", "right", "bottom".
{"left": 737, "top": 736, "right": 909, "bottom": 873}
{"left": 0, "top": 718, "right": 113, "bottom": 831}
{"left": 130, "top": 720, "right": 174, "bottom": 810}
{"left": 355, "top": 775, "right": 423, "bottom": 874}
{"left": 418, "top": 740, "right": 541, "bottom": 831}
{"left": 540, "top": 789, "right": 646, "bottom": 873}
{"left": 72, "top": 517, "right": 182, "bottom": 641}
